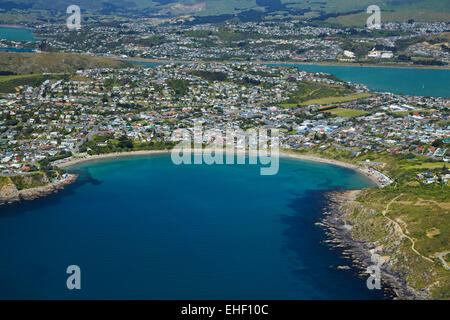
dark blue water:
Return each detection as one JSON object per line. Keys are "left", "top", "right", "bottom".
{"left": 0, "top": 155, "right": 391, "bottom": 299}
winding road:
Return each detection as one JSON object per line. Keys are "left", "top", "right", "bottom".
{"left": 438, "top": 252, "right": 450, "bottom": 270}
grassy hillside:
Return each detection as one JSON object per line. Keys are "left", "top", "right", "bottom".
{"left": 350, "top": 183, "right": 449, "bottom": 299}
{"left": 281, "top": 81, "right": 359, "bottom": 107}
{"left": 286, "top": 146, "right": 450, "bottom": 299}
{"left": 0, "top": 52, "right": 131, "bottom": 75}
{"left": 0, "top": 73, "right": 68, "bottom": 93}
{"left": 396, "top": 32, "right": 450, "bottom": 51}
{"left": 0, "top": 0, "right": 448, "bottom": 23}
{"left": 325, "top": 0, "right": 450, "bottom": 25}
{"left": 9, "top": 171, "right": 49, "bottom": 190}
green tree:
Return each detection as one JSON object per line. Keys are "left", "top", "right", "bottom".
{"left": 432, "top": 139, "right": 443, "bottom": 148}
{"left": 118, "top": 135, "right": 133, "bottom": 149}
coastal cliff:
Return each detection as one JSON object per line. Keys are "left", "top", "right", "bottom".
{"left": 0, "top": 173, "right": 77, "bottom": 205}
{"left": 321, "top": 190, "right": 447, "bottom": 300}
{"left": 0, "top": 176, "right": 20, "bottom": 203}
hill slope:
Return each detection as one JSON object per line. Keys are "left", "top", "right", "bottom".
{"left": 0, "top": 52, "right": 130, "bottom": 75}
{"left": 0, "top": 0, "right": 448, "bottom": 23}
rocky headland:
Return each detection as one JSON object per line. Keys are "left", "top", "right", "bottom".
{"left": 0, "top": 173, "right": 77, "bottom": 205}
{"left": 320, "top": 190, "right": 426, "bottom": 300}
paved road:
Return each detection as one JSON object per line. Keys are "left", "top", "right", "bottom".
{"left": 74, "top": 116, "right": 113, "bottom": 153}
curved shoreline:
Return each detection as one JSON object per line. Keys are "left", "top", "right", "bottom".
{"left": 55, "top": 150, "right": 171, "bottom": 169}
{"left": 12, "top": 149, "right": 402, "bottom": 298}
{"left": 55, "top": 149, "right": 384, "bottom": 187}
{"left": 279, "top": 152, "right": 383, "bottom": 187}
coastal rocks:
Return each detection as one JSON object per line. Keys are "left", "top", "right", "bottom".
{"left": 0, "top": 173, "right": 78, "bottom": 205}
{"left": 337, "top": 265, "right": 351, "bottom": 270}
{"left": 20, "top": 173, "right": 78, "bottom": 201}
{"left": 320, "top": 190, "right": 424, "bottom": 300}
{"left": 0, "top": 177, "right": 20, "bottom": 204}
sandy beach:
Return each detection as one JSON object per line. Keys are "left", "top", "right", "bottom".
{"left": 56, "top": 149, "right": 384, "bottom": 188}
{"left": 279, "top": 151, "right": 384, "bottom": 187}
{"left": 56, "top": 150, "right": 171, "bottom": 169}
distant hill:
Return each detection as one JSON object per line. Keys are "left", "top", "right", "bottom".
{"left": 0, "top": 52, "right": 131, "bottom": 75}
{"left": 0, "top": 0, "right": 448, "bottom": 24}
{"left": 322, "top": 0, "right": 450, "bottom": 26}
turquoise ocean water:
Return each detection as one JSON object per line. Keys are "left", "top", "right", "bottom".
{"left": 0, "top": 155, "right": 392, "bottom": 299}
{"left": 0, "top": 26, "right": 40, "bottom": 42}
{"left": 277, "top": 64, "right": 450, "bottom": 98}
{"left": 0, "top": 26, "right": 39, "bottom": 53}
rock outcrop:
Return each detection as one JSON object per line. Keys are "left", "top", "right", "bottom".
{"left": 0, "top": 173, "right": 78, "bottom": 205}
{"left": 19, "top": 174, "right": 77, "bottom": 201}
{"left": 321, "top": 190, "right": 425, "bottom": 300}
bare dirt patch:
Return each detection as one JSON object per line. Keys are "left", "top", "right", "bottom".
{"left": 426, "top": 228, "right": 441, "bottom": 238}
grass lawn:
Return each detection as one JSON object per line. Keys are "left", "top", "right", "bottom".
{"left": 394, "top": 109, "right": 437, "bottom": 116}
{"left": 0, "top": 74, "right": 42, "bottom": 82}
{"left": 326, "top": 107, "right": 369, "bottom": 117}
{"left": 299, "top": 93, "right": 373, "bottom": 106}
{"left": 400, "top": 162, "right": 448, "bottom": 170}
{"left": 278, "top": 103, "right": 299, "bottom": 108}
